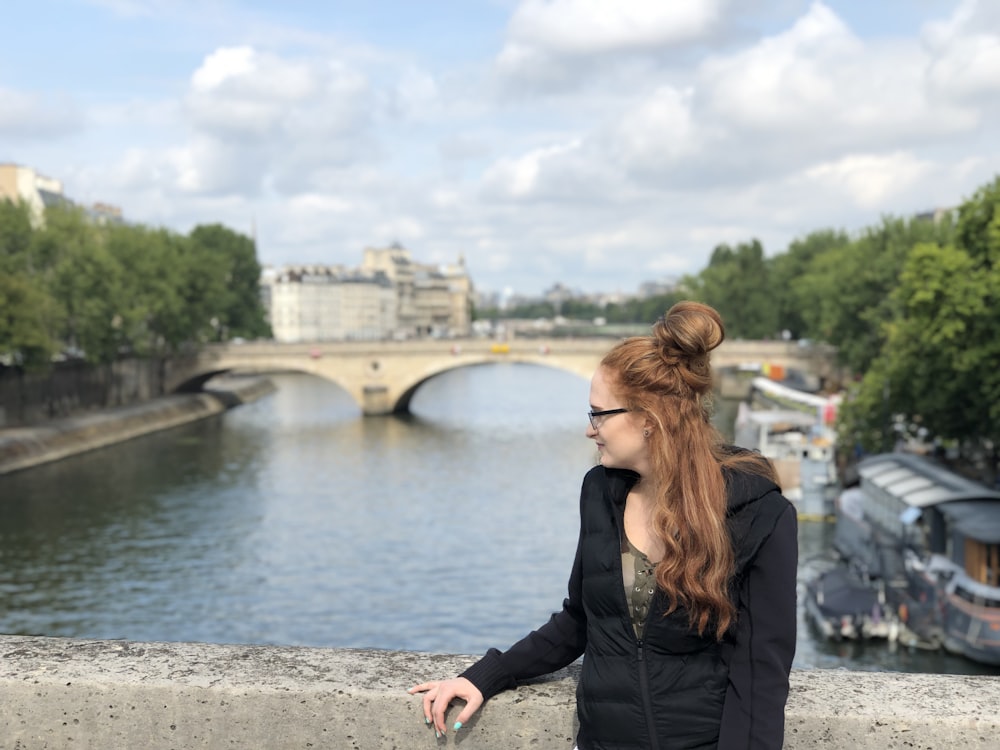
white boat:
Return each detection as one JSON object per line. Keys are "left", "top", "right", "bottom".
{"left": 733, "top": 401, "right": 838, "bottom": 519}
{"left": 747, "top": 376, "right": 840, "bottom": 423}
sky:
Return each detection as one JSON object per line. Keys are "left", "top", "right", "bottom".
{"left": 2, "top": 0, "right": 999, "bottom": 298}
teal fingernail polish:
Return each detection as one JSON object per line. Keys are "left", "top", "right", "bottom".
{"left": 424, "top": 717, "right": 430, "bottom": 725}
{"left": 435, "top": 730, "right": 441, "bottom": 739}
{"left": 453, "top": 721, "right": 463, "bottom": 731}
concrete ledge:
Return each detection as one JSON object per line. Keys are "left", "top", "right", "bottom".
{"left": 0, "top": 377, "right": 275, "bottom": 475}
{"left": 1, "top": 635, "right": 998, "bottom": 749}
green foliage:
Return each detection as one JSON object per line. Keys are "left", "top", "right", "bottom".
{"left": 792, "top": 216, "right": 953, "bottom": 373}
{"left": 475, "top": 300, "right": 557, "bottom": 320}
{"left": 0, "top": 199, "right": 34, "bottom": 274}
{"left": 475, "top": 290, "right": 685, "bottom": 329}
{"left": 0, "top": 274, "right": 59, "bottom": 367}
{"left": 833, "top": 195, "right": 998, "bottom": 457}
{"left": 769, "top": 229, "right": 850, "bottom": 339}
{"left": 189, "top": 224, "right": 272, "bottom": 339}
{"left": 0, "top": 201, "right": 269, "bottom": 366}
{"left": 29, "top": 205, "right": 124, "bottom": 364}
{"left": 687, "top": 239, "right": 778, "bottom": 339}
{"left": 956, "top": 175, "right": 1000, "bottom": 266}
{"left": 601, "top": 292, "right": 686, "bottom": 324}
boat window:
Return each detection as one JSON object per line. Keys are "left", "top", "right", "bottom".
{"left": 964, "top": 539, "right": 1000, "bottom": 588}
{"left": 953, "top": 584, "right": 1000, "bottom": 609}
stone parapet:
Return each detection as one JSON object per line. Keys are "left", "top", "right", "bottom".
{"left": 1, "top": 635, "right": 997, "bottom": 749}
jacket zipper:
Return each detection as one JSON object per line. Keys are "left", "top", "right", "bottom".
{"left": 615, "top": 493, "right": 661, "bottom": 750}
{"left": 635, "top": 638, "right": 661, "bottom": 750}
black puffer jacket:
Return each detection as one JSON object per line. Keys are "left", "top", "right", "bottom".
{"left": 462, "top": 463, "right": 797, "bottom": 750}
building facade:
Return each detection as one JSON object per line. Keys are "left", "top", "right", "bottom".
{"left": 361, "top": 245, "right": 471, "bottom": 338}
{"left": 0, "top": 163, "right": 123, "bottom": 227}
{"left": 262, "top": 246, "right": 473, "bottom": 343}
{"left": 0, "top": 163, "right": 66, "bottom": 225}
{"left": 264, "top": 266, "right": 397, "bottom": 343}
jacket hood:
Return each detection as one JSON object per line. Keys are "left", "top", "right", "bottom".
{"left": 724, "top": 467, "right": 780, "bottom": 515}
{"left": 600, "top": 466, "right": 640, "bottom": 506}
{"left": 595, "top": 463, "right": 779, "bottom": 516}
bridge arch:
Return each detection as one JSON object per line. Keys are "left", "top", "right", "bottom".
{"left": 387, "top": 356, "right": 591, "bottom": 414}
{"left": 173, "top": 368, "right": 234, "bottom": 393}
{"left": 173, "top": 338, "right": 838, "bottom": 416}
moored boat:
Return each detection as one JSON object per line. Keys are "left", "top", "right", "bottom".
{"left": 733, "top": 402, "right": 838, "bottom": 519}
{"left": 824, "top": 452, "right": 1000, "bottom": 665}
{"left": 804, "top": 564, "right": 898, "bottom": 642}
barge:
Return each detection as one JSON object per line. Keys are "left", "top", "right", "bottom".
{"left": 808, "top": 452, "right": 1000, "bottom": 665}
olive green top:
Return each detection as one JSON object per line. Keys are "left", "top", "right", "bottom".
{"left": 622, "top": 535, "right": 657, "bottom": 639}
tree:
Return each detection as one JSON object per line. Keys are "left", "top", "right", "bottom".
{"left": 838, "top": 243, "right": 988, "bottom": 450}
{"left": 0, "top": 199, "right": 34, "bottom": 274}
{"left": 794, "top": 216, "right": 953, "bottom": 374}
{"left": 689, "top": 239, "right": 778, "bottom": 338}
{"left": 956, "top": 175, "right": 1000, "bottom": 267}
{"left": 768, "top": 228, "right": 850, "bottom": 340}
{"left": 0, "top": 274, "right": 59, "bottom": 367}
{"left": 30, "top": 205, "right": 126, "bottom": 364}
{"left": 189, "top": 224, "right": 271, "bottom": 340}
{"left": 105, "top": 224, "right": 189, "bottom": 356}
{"left": 837, "top": 178, "right": 1000, "bottom": 466}
{"left": 0, "top": 199, "right": 60, "bottom": 366}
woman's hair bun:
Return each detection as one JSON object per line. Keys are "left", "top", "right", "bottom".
{"left": 653, "top": 301, "right": 725, "bottom": 361}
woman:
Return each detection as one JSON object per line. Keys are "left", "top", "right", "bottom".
{"left": 410, "top": 301, "right": 797, "bottom": 749}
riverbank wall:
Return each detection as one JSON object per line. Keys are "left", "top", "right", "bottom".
{"left": 0, "top": 376, "right": 274, "bottom": 476}
{"left": 0, "top": 635, "right": 997, "bottom": 749}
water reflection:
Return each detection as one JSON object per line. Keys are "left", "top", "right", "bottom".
{"left": 0, "top": 416, "right": 271, "bottom": 642}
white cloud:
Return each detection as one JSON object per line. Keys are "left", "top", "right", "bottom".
{"left": 0, "top": 87, "right": 83, "bottom": 139}
{"left": 128, "top": 46, "right": 381, "bottom": 198}
{"left": 802, "top": 152, "right": 934, "bottom": 210}
{"left": 605, "top": 85, "right": 700, "bottom": 175}
{"left": 495, "top": 0, "right": 730, "bottom": 91}
{"left": 480, "top": 139, "right": 584, "bottom": 199}
{"left": 186, "top": 47, "right": 357, "bottom": 140}
{"left": 924, "top": 0, "right": 1000, "bottom": 100}
{"left": 699, "top": 2, "right": 976, "bottom": 143}
{"left": 549, "top": 0, "right": 987, "bottom": 197}
{"left": 505, "top": 0, "right": 726, "bottom": 56}
{"left": 389, "top": 67, "right": 440, "bottom": 120}
{"left": 10, "top": 0, "right": 1000, "bottom": 297}
{"left": 373, "top": 216, "right": 426, "bottom": 244}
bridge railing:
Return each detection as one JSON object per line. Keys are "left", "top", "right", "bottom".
{"left": 0, "top": 635, "right": 994, "bottom": 749}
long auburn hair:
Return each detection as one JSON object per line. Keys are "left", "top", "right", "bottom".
{"left": 600, "top": 301, "right": 776, "bottom": 639}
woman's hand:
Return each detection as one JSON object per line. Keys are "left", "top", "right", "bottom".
{"left": 407, "top": 677, "right": 484, "bottom": 737}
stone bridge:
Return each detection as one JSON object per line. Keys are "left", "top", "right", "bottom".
{"left": 168, "top": 338, "right": 837, "bottom": 416}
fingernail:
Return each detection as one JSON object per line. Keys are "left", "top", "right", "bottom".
{"left": 424, "top": 717, "right": 431, "bottom": 725}
{"left": 453, "top": 721, "right": 463, "bottom": 731}
{"left": 435, "top": 730, "right": 441, "bottom": 739}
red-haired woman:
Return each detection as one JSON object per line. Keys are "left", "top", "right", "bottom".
{"left": 410, "top": 301, "right": 797, "bottom": 750}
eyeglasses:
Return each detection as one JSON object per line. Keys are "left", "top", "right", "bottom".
{"left": 588, "top": 408, "right": 629, "bottom": 429}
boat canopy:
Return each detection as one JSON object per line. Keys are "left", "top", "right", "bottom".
{"left": 857, "top": 453, "right": 1000, "bottom": 543}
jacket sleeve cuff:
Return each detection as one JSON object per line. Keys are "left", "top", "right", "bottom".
{"left": 460, "top": 648, "right": 517, "bottom": 701}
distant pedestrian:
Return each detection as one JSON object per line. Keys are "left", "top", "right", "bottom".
{"left": 410, "top": 301, "right": 797, "bottom": 749}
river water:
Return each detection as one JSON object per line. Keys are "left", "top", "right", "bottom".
{"left": 0, "top": 367, "right": 996, "bottom": 676}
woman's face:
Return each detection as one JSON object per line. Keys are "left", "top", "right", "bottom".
{"left": 586, "top": 366, "right": 651, "bottom": 476}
